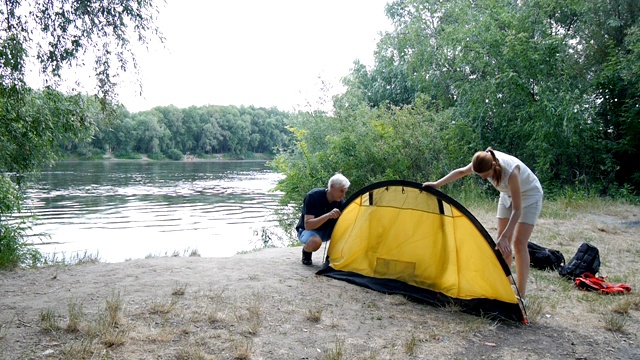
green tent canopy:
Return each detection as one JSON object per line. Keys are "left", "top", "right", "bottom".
{"left": 317, "top": 180, "right": 527, "bottom": 323}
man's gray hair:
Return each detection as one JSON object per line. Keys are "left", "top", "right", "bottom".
{"left": 328, "top": 173, "right": 350, "bottom": 189}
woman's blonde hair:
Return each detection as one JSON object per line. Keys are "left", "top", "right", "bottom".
{"left": 472, "top": 147, "right": 502, "bottom": 185}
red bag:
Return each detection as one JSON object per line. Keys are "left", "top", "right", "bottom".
{"left": 574, "top": 273, "right": 632, "bottom": 294}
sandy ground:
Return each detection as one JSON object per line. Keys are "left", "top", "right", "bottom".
{"left": 1, "top": 204, "right": 639, "bottom": 359}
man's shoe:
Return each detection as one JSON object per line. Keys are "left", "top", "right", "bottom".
{"left": 302, "top": 249, "right": 313, "bottom": 265}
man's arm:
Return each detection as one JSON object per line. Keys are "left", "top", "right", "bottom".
{"left": 303, "top": 208, "right": 341, "bottom": 230}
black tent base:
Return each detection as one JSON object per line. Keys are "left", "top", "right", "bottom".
{"left": 317, "top": 267, "right": 526, "bottom": 324}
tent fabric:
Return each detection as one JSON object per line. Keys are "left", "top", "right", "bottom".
{"left": 316, "top": 180, "right": 526, "bottom": 323}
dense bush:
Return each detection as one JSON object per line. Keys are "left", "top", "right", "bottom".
{"left": 147, "top": 152, "right": 166, "bottom": 161}
{"left": 0, "top": 176, "right": 41, "bottom": 269}
{"left": 164, "top": 149, "right": 184, "bottom": 161}
{"left": 74, "top": 146, "right": 105, "bottom": 160}
{"left": 113, "top": 150, "right": 142, "bottom": 160}
{"left": 272, "top": 96, "right": 490, "bottom": 217}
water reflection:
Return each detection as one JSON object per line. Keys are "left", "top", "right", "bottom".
{"left": 21, "top": 161, "right": 289, "bottom": 262}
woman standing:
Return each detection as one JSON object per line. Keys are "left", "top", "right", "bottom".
{"left": 423, "top": 147, "right": 543, "bottom": 300}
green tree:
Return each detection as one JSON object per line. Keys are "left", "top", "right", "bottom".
{"left": 583, "top": 1, "right": 640, "bottom": 190}
{"left": 155, "top": 105, "right": 187, "bottom": 152}
{"left": 0, "top": 0, "right": 162, "bottom": 268}
{"left": 132, "top": 110, "right": 169, "bottom": 154}
{"left": 90, "top": 105, "right": 130, "bottom": 156}
{"left": 199, "top": 122, "right": 223, "bottom": 154}
{"left": 111, "top": 117, "right": 139, "bottom": 155}
{"left": 182, "top": 106, "right": 205, "bottom": 153}
{"left": 271, "top": 95, "right": 463, "bottom": 220}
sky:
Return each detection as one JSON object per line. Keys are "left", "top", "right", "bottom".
{"left": 115, "top": 0, "right": 393, "bottom": 113}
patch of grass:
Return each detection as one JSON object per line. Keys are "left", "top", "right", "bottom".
{"left": 39, "top": 308, "right": 61, "bottom": 332}
{"left": 404, "top": 334, "right": 418, "bottom": 355}
{"left": 324, "top": 337, "right": 345, "bottom": 360}
{"left": 66, "top": 302, "right": 84, "bottom": 332}
{"left": 234, "top": 339, "right": 253, "bottom": 360}
{"left": 611, "top": 299, "right": 632, "bottom": 315}
{"left": 443, "top": 301, "right": 462, "bottom": 313}
{"left": 207, "top": 307, "right": 226, "bottom": 325}
{"left": 358, "top": 350, "right": 378, "bottom": 360}
{"left": 605, "top": 274, "right": 628, "bottom": 284}
{"left": 176, "top": 347, "right": 209, "bottom": 360}
{"left": 144, "top": 248, "right": 201, "bottom": 259}
{"left": 628, "top": 294, "right": 640, "bottom": 310}
{"left": 523, "top": 295, "right": 544, "bottom": 324}
{"left": 363, "top": 300, "right": 380, "bottom": 310}
{"left": 531, "top": 269, "right": 575, "bottom": 294}
{"left": 0, "top": 319, "right": 11, "bottom": 339}
{"left": 603, "top": 313, "right": 628, "bottom": 333}
{"left": 542, "top": 196, "right": 613, "bottom": 219}
{"left": 245, "top": 296, "right": 263, "bottom": 335}
{"left": 463, "top": 315, "right": 497, "bottom": 334}
{"left": 89, "top": 306, "right": 129, "bottom": 348}
{"left": 35, "top": 293, "right": 134, "bottom": 357}
{"left": 172, "top": 282, "right": 187, "bottom": 296}
{"left": 187, "top": 248, "right": 201, "bottom": 257}
{"left": 100, "top": 323, "right": 128, "bottom": 348}
{"left": 306, "top": 308, "right": 323, "bottom": 323}
{"left": 105, "top": 291, "right": 124, "bottom": 327}
{"left": 149, "top": 298, "right": 178, "bottom": 315}
{"left": 41, "top": 250, "right": 101, "bottom": 266}
{"left": 59, "top": 337, "right": 98, "bottom": 359}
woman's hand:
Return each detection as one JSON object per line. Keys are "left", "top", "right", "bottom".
{"left": 422, "top": 181, "right": 439, "bottom": 188}
{"left": 495, "top": 237, "right": 512, "bottom": 261}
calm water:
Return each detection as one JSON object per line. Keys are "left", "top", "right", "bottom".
{"left": 19, "top": 161, "right": 288, "bottom": 263}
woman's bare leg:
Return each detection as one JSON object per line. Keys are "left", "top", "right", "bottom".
{"left": 512, "top": 223, "right": 534, "bottom": 298}
{"left": 497, "top": 217, "right": 534, "bottom": 297}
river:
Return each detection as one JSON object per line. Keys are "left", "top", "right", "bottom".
{"left": 18, "top": 160, "right": 290, "bottom": 263}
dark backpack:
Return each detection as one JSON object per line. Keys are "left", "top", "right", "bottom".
{"left": 528, "top": 242, "right": 565, "bottom": 271}
{"left": 559, "top": 243, "right": 601, "bottom": 279}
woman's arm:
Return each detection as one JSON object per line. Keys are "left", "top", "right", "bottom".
{"left": 423, "top": 163, "right": 473, "bottom": 189}
{"left": 497, "top": 166, "right": 523, "bottom": 243}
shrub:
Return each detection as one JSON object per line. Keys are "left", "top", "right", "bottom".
{"left": 113, "top": 149, "right": 141, "bottom": 159}
{"left": 0, "top": 175, "right": 42, "bottom": 269}
{"left": 147, "top": 152, "right": 166, "bottom": 160}
{"left": 74, "top": 146, "right": 105, "bottom": 160}
{"left": 164, "top": 149, "right": 183, "bottom": 161}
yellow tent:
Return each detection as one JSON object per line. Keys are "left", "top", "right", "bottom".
{"left": 317, "top": 180, "right": 526, "bottom": 323}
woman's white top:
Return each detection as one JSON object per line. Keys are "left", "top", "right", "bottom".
{"left": 489, "top": 150, "right": 543, "bottom": 208}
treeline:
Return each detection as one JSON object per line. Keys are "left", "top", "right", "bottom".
{"left": 62, "top": 104, "right": 294, "bottom": 160}
{"left": 273, "top": 0, "right": 640, "bottom": 208}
